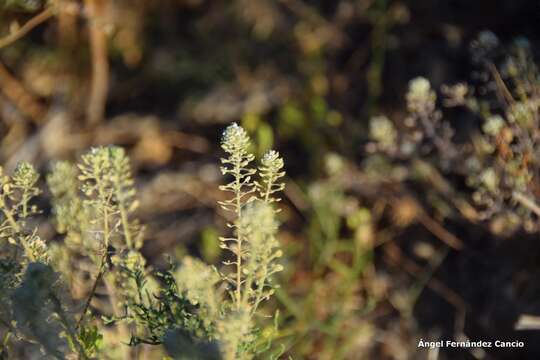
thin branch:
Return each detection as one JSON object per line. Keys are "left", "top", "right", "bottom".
{"left": 0, "top": 7, "right": 55, "bottom": 49}
{"left": 85, "top": 0, "right": 109, "bottom": 124}
{"left": 0, "top": 61, "right": 47, "bottom": 124}
{"left": 76, "top": 253, "right": 106, "bottom": 330}
{"left": 383, "top": 242, "right": 466, "bottom": 310}
{"left": 417, "top": 210, "right": 464, "bottom": 251}
{"left": 513, "top": 191, "right": 540, "bottom": 217}
{"left": 489, "top": 62, "right": 515, "bottom": 107}
{"left": 390, "top": 194, "right": 465, "bottom": 250}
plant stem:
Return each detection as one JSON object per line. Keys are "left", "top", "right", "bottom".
{"left": 1, "top": 203, "right": 34, "bottom": 260}
{"left": 235, "top": 158, "right": 243, "bottom": 311}
{"left": 250, "top": 272, "right": 267, "bottom": 316}
{"left": 51, "top": 294, "right": 89, "bottom": 359}
{"left": 0, "top": 7, "right": 55, "bottom": 49}
{"left": 118, "top": 197, "right": 133, "bottom": 249}
{"left": 513, "top": 191, "right": 540, "bottom": 217}
{"left": 263, "top": 174, "right": 274, "bottom": 203}
{"left": 77, "top": 191, "right": 110, "bottom": 329}
{"left": 77, "top": 253, "right": 106, "bottom": 330}
{"left": 85, "top": 0, "right": 109, "bottom": 124}
{"left": 1, "top": 207, "right": 20, "bottom": 233}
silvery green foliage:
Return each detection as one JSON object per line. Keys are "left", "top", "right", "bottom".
{"left": 77, "top": 147, "right": 119, "bottom": 257}
{"left": 47, "top": 161, "right": 92, "bottom": 253}
{"left": 48, "top": 161, "right": 83, "bottom": 235}
{"left": 109, "top": 147, "right": 143, "bottom": 250}
{"left": 216, "top": 310, "right": 253, "bottom": 360}
{"left": 148, "top": 123, "right": 286, "bottom": 360}
{"left": 0, "top": 164, "right": 65, "bottom": 359}
{"left": 0, "top": 163, "right": 48, "bottom": 264}
{"left": 218, "top": 123, "right": 258, "bottom": 309}
{"left": 75, "top": 147, "right": 147, "bottom": 356}
{"left": 239, "top": 201, "right": 283, "bottom": 315}
{"left": 217, "top": 123, "right": 285, "bottom": 360}
{"left": 219, "top": 123, "right": 257, "bottom": 215}
{"left": 0, "top": 162, "right": 97, "bottom": 359}
{"left": 100, "top": 129, "right": 285, "bottom": 360}
{"left": 46, "top": 147, "right": 147, "bottom": 358}
{"left": 78, "top": 146, "right": 144, "bottom": 251}
{"left": 48, "top": 147, "right": 210, "bottom": 358}
{"left": 50, "top": 148, "right": 138, "bottom": 266}
{"left": 1, "top": 130, "right": 285, "bottom": 359}
{"left": 76, "top": 146, "right": 145, "bottom": 274}
{"left": 174, "top": 256, "right": 221, "bottom": 325}
{"left": 368, "top": 77, "right": 454, "bottom": 167}
{"left": 256, "top": 150, "right": 285, "bottom": 205}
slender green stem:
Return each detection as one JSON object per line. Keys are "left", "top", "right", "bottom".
{"left": 1, "top": 202, "right": 34, "bottom": 260}
{"left": 234, "top": 158, "right": 243, "bottom": 311}
{"left": 250, "top": 272, "right": 268, "bottom": 316}
{"left": 51, "top": 294, "right": 89, "bottom": 360}
{"left": 1, "top": 207, "right": 20, "bottom": 233}
{"left": 76, "top": 252, "right": 106, "bottom": 330}
{"left": 77, "top": 188, "right": 111, "bottom": 329}
{"left": 263, "top": 174, "right": 274, "bottom": 203}
{"left": 115, "top": 176, "right": 133, "bottom": 249}
{"left": 118, "top": 199, "right": 133, "bottom": 249}
{"left": 21, "top": 187, "right": 32, "bottom": 219}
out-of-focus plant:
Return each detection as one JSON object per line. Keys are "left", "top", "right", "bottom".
{"left": 267, "top": 151, "right": 389, "bottom": 359}
{"left": 367, "top": 31, "right": 540, "bottom": 236}
{"left": 367, "top": 76, "right": 456, "bottom": 168}
{"left": 455, "top": 32, "right": 540, "bottom": 234}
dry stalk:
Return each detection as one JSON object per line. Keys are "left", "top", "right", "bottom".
{"left": 85, "top": 0, "right": 109, "bottom": 125}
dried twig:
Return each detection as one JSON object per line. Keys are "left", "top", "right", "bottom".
{"left": 489, "top": 62, "right": 515, "bottom": 107}
{"left": 390, "top": 194, "right": 465, "bottom": 250}
{"left": 167, "top": 131, "right": 211, "bottom": 153}
{"left": 0, "top": 61, "right": 46, "bottom": 123}
{"left": 85, "top": 0, "right": 109, "bottom": 124}
{"left": 417, "top": 209, "right": 464, "bottom": 250}
{"left": 512, "top": 191, "right": 540, "bottom": 217}
{"left": 383, "top": 242, "right": 466, "bottom": 310}
{"left": 57, "top": 1, "right": 79, "bottom": 47}
{"left": 0, "top": 7, "right": 55, "bottom": 49}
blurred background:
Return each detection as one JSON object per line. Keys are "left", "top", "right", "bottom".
{"left": 2, "top": 0, "right": 540, "bottom": 359}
